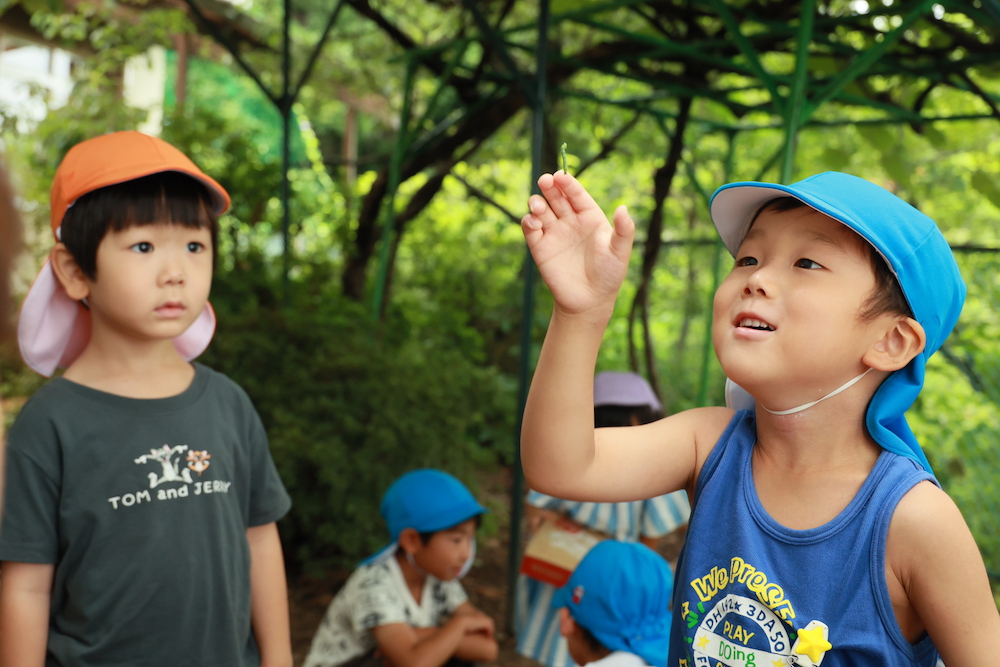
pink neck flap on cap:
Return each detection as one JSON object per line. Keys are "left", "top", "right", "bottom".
{"left": 17, "top": 260, "right": 216, "bottom": 377}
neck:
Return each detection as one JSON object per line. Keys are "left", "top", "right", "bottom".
{"left": 395, "top": 550, "right": 426, "bottom": 600}
{"left": 63, "top": 339, "right": 194, "bottom": 398}
{"left": 576, "top": 643, "right": 612, "bottom": 665}
{"left": 744, "top": 366, "right": 887, "bottom": 465}
{"left": 759, "top": 368, "right": 874, "bottom": 416}
{"left": 752, "top": 408, "right": 882, "bottom": 530}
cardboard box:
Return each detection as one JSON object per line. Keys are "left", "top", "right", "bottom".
{"left": 519, "top": 517, "right": 606, "bottom": 587}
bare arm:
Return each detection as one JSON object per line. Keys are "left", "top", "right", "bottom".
{"left": 888, "top": 482, "right": 1000, "bottom": 664}
{"left": 449, "top": 602, "right": 498, "bottom": 663}
{"left": 524, "top": 504, "right": 561, "bottom": 535}
{"left": 372, "top": 611, "right": 495, "bottom": 667}
{"left": 248, "top": 523, "right": 293, "bottom": 667}
{"left": 519, "top": 171, "right": 634, "bottom": 498}
{"left": 0, "top": 562, "right": 54, "bottom": 667}
{"left": 520, "top": 172, "right": 731, "bottom": 502}
{"left": 639, "top": 534, "right": 661, "bottom": 550}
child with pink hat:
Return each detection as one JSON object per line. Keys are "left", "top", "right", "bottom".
{"left": 0, "top": 131, "right": 292, "bottom": 667}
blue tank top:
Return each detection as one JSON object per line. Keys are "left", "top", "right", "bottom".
{"left": 668, "top": 410, "right": 940, "bottom": 666}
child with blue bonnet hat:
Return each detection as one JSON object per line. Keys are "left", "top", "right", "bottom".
{"left": 519, "top": 170, "right": 1000, "bottom": 665}
{"left": 303, "top": 469, "right": 498, "bottom": 667}
{"left": 517, "top": 371, "right": 689, "bottom": 667}
{"left": 553, "top": 541, "right": 673, "bottom": 667}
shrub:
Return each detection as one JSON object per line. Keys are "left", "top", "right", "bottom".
{"left": 202, "top": 254, "right": 516, "bottom": 575}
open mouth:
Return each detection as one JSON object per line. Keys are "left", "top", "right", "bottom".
{"left": 738, "top": 317, "right": 774, "bottom": 332}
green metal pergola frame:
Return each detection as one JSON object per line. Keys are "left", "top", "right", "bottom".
{"left": 179, "top": 0, "right": 1000, "bottom": 629}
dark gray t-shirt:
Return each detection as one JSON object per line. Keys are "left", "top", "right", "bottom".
{"left": 0, "top": 363, "right": 291, "bottom": 667}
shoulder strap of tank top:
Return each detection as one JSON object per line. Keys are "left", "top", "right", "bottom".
{"left": 693, "top": 409, "right": 755, "bottom": 506}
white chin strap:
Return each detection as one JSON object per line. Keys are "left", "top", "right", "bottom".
{"left": 759, "top": 368, "right": 874, "bottom": 416}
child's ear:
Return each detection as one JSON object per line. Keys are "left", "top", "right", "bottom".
{"left": 397, "top": 528, "right": 422, "bottom": 555}
{"left": 49, "top": 243, "right": 91, "bottom": 301}
{"left": 864, "top": 316, "right": 926, "bottom": 372}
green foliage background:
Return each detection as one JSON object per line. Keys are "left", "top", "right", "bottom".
{"left": 1, "top": 1, "right": 999, "bottom": 583}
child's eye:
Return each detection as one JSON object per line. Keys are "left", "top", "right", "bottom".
{"left": 187, "top": 242, "right": 205, "bottom": 253}
{"left": 795, "top": 258, "right": 823, "bottom": 269}
{"left": 130, "top": 242, "right": 153, "bottom": 254}
{"left": 735, "top": 256, "right": 758, "bottom": 267}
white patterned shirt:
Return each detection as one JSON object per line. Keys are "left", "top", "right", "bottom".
{"left": 303, "top": 553, "right": 468, "bottom": 667}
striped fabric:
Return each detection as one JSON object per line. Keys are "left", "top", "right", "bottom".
{"left": 515, "top": 489, "right": 690, "bottom": 667}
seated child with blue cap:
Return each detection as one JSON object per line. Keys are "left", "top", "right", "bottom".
{"left": 303, "top": 469, "right": 499, "bottom": 667}
{"left": 518, "top": 170, "right": 1000, "bottom": 665}
{"left": 517, "top": 371, "right": 689, "bottom": 667}
{"left": 553, "top": 541, "right": 673, "bottom": 667}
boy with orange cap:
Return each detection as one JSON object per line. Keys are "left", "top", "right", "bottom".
{"left": 0, "top": 131, "right": 293, "bottom": 667}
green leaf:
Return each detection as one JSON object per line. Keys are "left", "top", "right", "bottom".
{"left": 971, "top": 170, "right": 1000, "bottom": 211}
{"left": 821, "top": 147, "right": 852, "bottom": 171}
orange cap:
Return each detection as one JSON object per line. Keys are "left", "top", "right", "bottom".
{"left": 19, "top": 131, "right": 229, "bottom": 376}
{"left": 49, "top": 130, "right": 230, "bottom": 235}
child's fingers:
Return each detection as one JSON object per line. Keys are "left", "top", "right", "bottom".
{"left": 521, "top": 193, "right": 551, "bottom": 236}
{"left": 610, "top": 205, "right": 635, "bottom": 260}
{"left": 551, "top": 171, "right": 604, "bottom": 216}
{"left": 527, "top": 194, "right": 556, "bottom": 224}
{"left": 537, "top": 171, "right": 577, "bottom": 220}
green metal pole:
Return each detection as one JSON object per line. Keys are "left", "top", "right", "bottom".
{"left": 412, "top": 42, "right": 471, "bottom": 134}
{"left": 809, "top": 0, "right": 938, "bottom": 116}
{"left": 370, "top": 59, "right": 416, "bottom": 322}
{"left": 280, "top": 0, "right": 292, "bottom": 302}
{"left": 694, "top": 131, "right": 735, "bottom": 407}
{"left": 708, "top": 0, "right": 785, "bottom": 117}
{"left": 507, "top": 0, "right": 550, "bottom": 634}
{"left": 780, "top": 0, "right": 815, "bottom": 184}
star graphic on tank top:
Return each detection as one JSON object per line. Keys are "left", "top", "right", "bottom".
{"left": 695, "top": 634, "right": 710, "bottom": 650}
{"left": 792, "top": 621, "right": 832, "bottom": 664}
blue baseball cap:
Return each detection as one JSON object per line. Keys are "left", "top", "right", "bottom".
{"left": 710, "top": 171, "right": 966, "bottom": 473}
{"left": 552, "top": 541, "right": 673, "bottom": 666}
{"left": 362, "top": 469, "right": 488, "bottom": 565}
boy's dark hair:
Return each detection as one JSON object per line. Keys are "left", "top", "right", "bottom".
{"left": 418, "top": 515, "right": 483, "bottom": 545}
{"left": 575, "top": 619, "right": 610, "bottom": 656}
{"left": 61, "top": 171, "right": 219, "bottom": 280}
{"left": 756, "top": 197, "right": 913, "bottom": 322}
{"left": 594, "top": 404, "right": 663, "bottom": 428}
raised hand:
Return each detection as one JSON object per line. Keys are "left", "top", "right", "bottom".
{"left": 521, "top": 171, "right": 635, "bottom": 316}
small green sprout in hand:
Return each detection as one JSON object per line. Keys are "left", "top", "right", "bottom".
{"left": 560, "top": 143, "right": 568, "bottom": 173}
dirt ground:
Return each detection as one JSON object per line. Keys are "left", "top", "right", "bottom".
{"left": 288, "top": 465, "right": 684, "bottom": 667}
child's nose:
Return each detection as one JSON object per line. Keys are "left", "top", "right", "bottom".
{"left": 743, "top": 266, "right": 771, "bottom": 297}
{"left": 159, "top": 255, "right": 186, "bottom": 285}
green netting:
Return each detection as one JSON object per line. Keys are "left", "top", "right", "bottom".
{"left": 163, "top": 49, "right": 308, "bottom": 165}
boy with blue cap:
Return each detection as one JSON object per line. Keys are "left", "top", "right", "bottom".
{"left": 517, "top": 370, "right": 689, "bottom": 667}
{"left": 518, "top": 170, "right": 1000, "bottom": 665}
{"left": 303, "top": 469, "right": 499, "bottom": 667}
{"left": 553, "top": 541, "right": 673, "bottom": 667}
